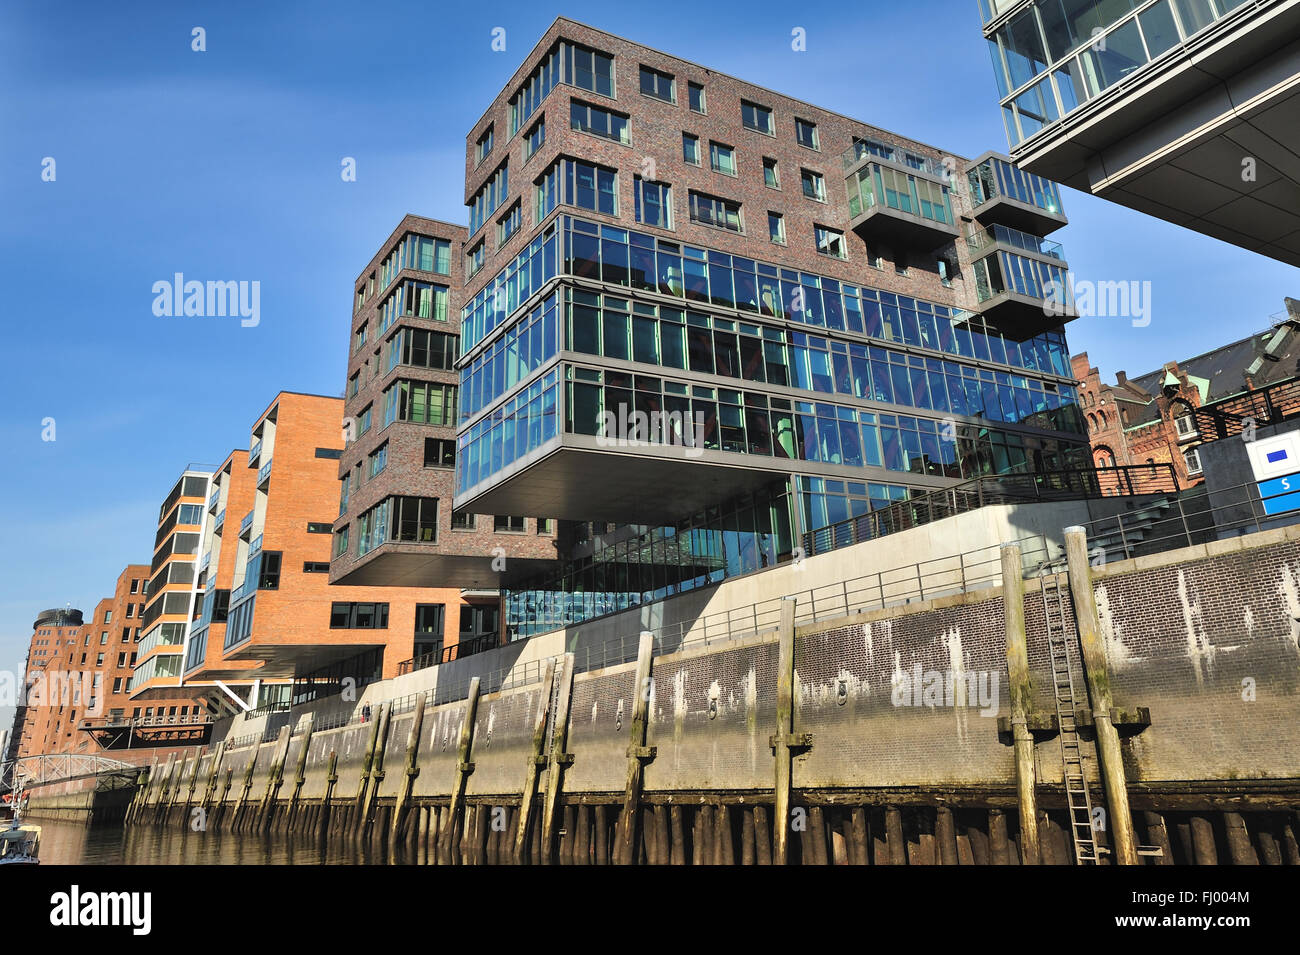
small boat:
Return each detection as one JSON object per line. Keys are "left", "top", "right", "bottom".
{"left": 0, "top": 782, "right": 40, "bottom": 865}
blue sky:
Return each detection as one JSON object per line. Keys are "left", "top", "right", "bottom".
{"left": 1, "top": 0, "right": 1294, "bottom": 734}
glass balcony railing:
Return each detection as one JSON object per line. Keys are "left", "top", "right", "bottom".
{"left": 214, "top": 508, "right": 226, "bottom": 531}
{"left": 967, "top": 223, "right": 1064, "bottom": 260}
{"left": 249, "top": 534, "right": 262, "bottom": 556}
{"left": 239, "top": 510, "right": 254, "bottom": 536}
{"left": 841, "top": 137, "right": 949, "bottom": 179}
{"left": 257, "top": 459, "right": 272, "bottom": 487}
{"left": 248, "top": 440, "right": 262, "bottom": 466}
{"left": 208, "top": 488, "right": 221, "bottom": 513}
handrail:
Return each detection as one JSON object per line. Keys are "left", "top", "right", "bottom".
{"left": 802, "top": 463, "right": 1179, "bottom": 559}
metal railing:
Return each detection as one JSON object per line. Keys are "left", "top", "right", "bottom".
{"left": 840, "top": 138, "right": 949, "bottom": 178}
{"left": 238, "top": 510, "right": 254, "bottom": 536}
{"left": 966, "top": 222, "right": 1064, "bottom": 260}
{"left": 1193, "top": 377, "right": 1300, "bottom": 442}
{"left": 79, "top": 714, "right": 214, "bottom": 730}
{"left": 802, "top": 463, "right": 1179, "bottom": 559}
{"left": 396, "top": 631, "right": 504, "bottom": 676}
{"left": 1071, "top": 478, "right": 1300, "bottom": 566}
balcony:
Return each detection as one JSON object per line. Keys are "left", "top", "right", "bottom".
{"left": 967, "top": 223, "right": 1064, "bottom": 261}
{"left": 841, "top": 138, "right": 948, "bottom": 179}
{"left": 214, "top": 508, "right": 226, "bottom": 532}
{"left": 249, "top": 533, "right": 262, "bottom": 556}
{"left": 239, "top": 510, "right": 255, "bottom": 539}
{"left": 969, "top": 236, "right": 1076, "bottom": 339}
{"left": 208, "top": 488, "right": 221, "bottom": 513}
{"left": 845, "top": 162, "right": 960, "bottom": 251}
{"left": 966, "top": 154, "right": 1067, "bottom": 236}
{"left": 248, "top": 440, "right": 262, "bottom": 467}
{"left": 257, "top": 458, "right": 272, "bottom": 489}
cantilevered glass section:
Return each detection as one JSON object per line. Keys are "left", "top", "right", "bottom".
{"left": 967, "top": 153, "right": 1067, "bottom": 234}
{"left": 985, "top": 0, "right": 1259, "bottom": 147}
{"left": 456, "top": 215, "right": 1085, "bottom": 523}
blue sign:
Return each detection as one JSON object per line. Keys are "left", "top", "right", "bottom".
{"left": 1258, "top": 472, "right": 1300, "bottom": 515}
{"left": 1268, "top": 449, "right": 1290, "bottom": 464}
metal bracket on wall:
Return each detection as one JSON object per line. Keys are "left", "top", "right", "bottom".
{"left": 997, "top": 706, "right": 1152, "bottom": 741}
{"left": 769, "top": 733, "right": 813, "bottom": 751}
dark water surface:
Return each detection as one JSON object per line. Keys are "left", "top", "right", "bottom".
{"left": 30, "top": 816, "right": 417, "bottom": 865}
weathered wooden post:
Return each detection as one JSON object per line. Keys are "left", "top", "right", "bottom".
{"left": 353, "top": 701, "right": 387, "bottom": 830}
{"left": 257, "top": 724, "right": 293, "bottom": 832}
{"left": 231, "top": 752, "right": 257, "bottom": 831}
{"left": 200, "top": 741, "right": 226, "bottom": 812}
{"left": 514, "top": 658, "right": 557, "bottom": 863}
{"left": 391, "top": 694, "right": 427, "bottom": 841}
{"left": 442, "top": 679, "right": 482, "bottom": 860}
{"left": 772, "top": 598, "right": 799, "bottom": 865}
{"left": 318, "top": 750, "right": 339, "bottom": 838}
{"left": 1001, "top": 544, "right": 1040, "bottom": 864}
{"left": 287, "top": 716, "right": 315, "bottom": 831}
{"left": 1063, "top": 526, "right": 1139, "bottom": 865}
{"left": 152, "top": 754, "right": 177, "bottom": 823}
{"left": 540, "top": 654, "right": 576, "bottom": 865}
{"left": 615, "top": 631, "right": 657, "bottom": 865}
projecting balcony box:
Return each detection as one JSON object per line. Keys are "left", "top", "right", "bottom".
{"left": 842, "top": 141, "right": 960, "bottom": 251}
{"left": 455, "top": 428, "right": 794, "bottom": 528}
{"left": 966, "top": 224, "right": 1076, "bottom": 340}
{"left": 966, "top": 152, "right": 1067, "bottom": 237}
{"left": 220, "top": 626, "right": 387, "bottom": 681}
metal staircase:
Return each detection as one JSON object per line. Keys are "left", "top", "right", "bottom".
{"left": 1040, "top": 573, "right": 1099, "bottom": 865}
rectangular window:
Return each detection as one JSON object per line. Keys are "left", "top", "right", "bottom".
{"left": 367, "top": 442, "right": 388, "bottom": 479}
{"left": 303, "top": 561, "right": 331, "bottom": 573}
{"left": 451, "top": 511, "right": 476, "bottom": 530}
{"left": 639, "top": 65, "right": 675, "bottom": 102}
{"left": 633, "top": 177, "right": 672, "bottom": 229}
{"left": 689, "top": 191, "right": 742, "bottom": 233}
{"left": 709, "top": 141, "right": 736, "bottom": 176}
{"left": 258, "top": 552, "right": 282, "bottom": 589}
{"left": 537, "top": 518, "right": 555, "bottom": 534}
{"left": 468, "top": 162, "right": 509, "bottom": 236}
{"left": 763, "top": 157, "right": 779, "bottom": 189}
{"left": 801, "top": 169, "right": 826, "bottom": 201}
{"left": 741, "top": 100, "right": 774, "bottom": 135}
{"left": 424, "top": 437, "right": 456, "bottom": 468}
{"left": 688, "top": 81, "right": 705, "bottom": 113}
{"left": 682, "top": 133, "right": 700, "bottom": 166}
{"left": 333, "top": 526, "right": 349, "bottom": 557}
{"left": 570, "top": 100, "right": 630, "bottom": 144}
{"left": 392, "top": 496, "right": 438, "bottom": 542}
{"left": 476, "top": 124, "right": 494, "bottom": 165}
{"left": 329, "top": 602, "right": 390, "bottom": 629}
{"left": 536, "top": 158, "right": 617, "bottom": 218}
{"left": 385, "top": 380, "right": 458, "bottom": 427}
{"left": 314, "top": 447, "right": 343, "bottom": 459}
{"left": 358, "top": 404, "right": 372, "bottom": 437}
{"left": 493, "top": 515, "right": 526, "bottom": 533}
{"left": 768, "top": 212, "right": 785, "bottom": 244}
{"left": 524, "top": 116, "right": 546, "bottom": 161}
{"left": 466, "top": 240, "right": 485, "bottom": 277}
{"left": 306, "top": 522, "right": 333, "bottom": 534}
{"left": 354, "top": 322, "right": 367, "bottom": 353}
{"left": 497, "top": 202, "right": 522, "bottom": 246}
{"left": 815, "top": 225, "right": 846, "bottom": 259}
{"left": 570, "top": 43, "right": 614, "bottom": 97}
{"left": 348, "top": 372, "right": 359, "bottom": 398}
{"left": 795, "top": 118, "right": 819, "bottom": 150}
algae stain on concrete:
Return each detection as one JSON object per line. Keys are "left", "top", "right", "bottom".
{"left": 1176, "top": 569, "right": 1214, "bottom": 688}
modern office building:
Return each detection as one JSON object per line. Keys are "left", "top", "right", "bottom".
{"left": 980, "top": 0, "right": 1300, "bottom": 265}
{"left": 443, "top": 19, "right": 1086, "bottom": 637}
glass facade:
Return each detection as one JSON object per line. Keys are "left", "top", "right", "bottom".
{"left": 379, "top": 233, "right": 450, "bottom": 289}
{"left": 967, "top": 155, "right": 1063, "bottom": 213}
{"left": 846, "top": 163, "right": 955, "bottom": 225}
{"left": 987, "top": 0, "right": 1255, "bottom": 145}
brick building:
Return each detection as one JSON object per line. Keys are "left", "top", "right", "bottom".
{"left": 8, "top": 608, "right": 82, "bottom": 759}
{"left": 1073, "top": 299, "right": 1300, "bottom": 487}
{"left": 445, "top": 19, "right": 1087, "bottom": 638}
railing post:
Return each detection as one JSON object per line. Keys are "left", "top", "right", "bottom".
{"left": 1115, "top": 514, "right": 1131, "bottom": 561}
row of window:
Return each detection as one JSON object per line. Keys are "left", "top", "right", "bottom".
{"left": 349, "top": 495, "right": 440, "bottom": 559}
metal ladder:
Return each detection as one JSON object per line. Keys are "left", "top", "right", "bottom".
{"left": 1040, "top": 573, "right": 1099, "bottom": 865}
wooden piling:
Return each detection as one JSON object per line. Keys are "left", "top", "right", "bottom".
{"left": 539, "top": 655, "right": 575, "bottom": 865}
{"left": 443, "top": 679, "right": 481, "bottom": 863}
{"left": 513, "top": 658, "right": 556, "bottom": 864}
{"left": 773, "top": 598, "right": 798, "bottom": 865}
{"left": 1001, "top": 544, "right": 1040, "bottom": 864}
{"left": 1064, "top": 526, "right": 1138, "bottom": 865}
{"left": 615, "top": 632, "right": 657, "bottom": 866}
{"left": 391, "top": 695, "right": 427, "bottom": 841}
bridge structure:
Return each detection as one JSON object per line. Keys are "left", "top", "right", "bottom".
{"left": 0, "top": 753, "right": 141, "bottom": 795}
